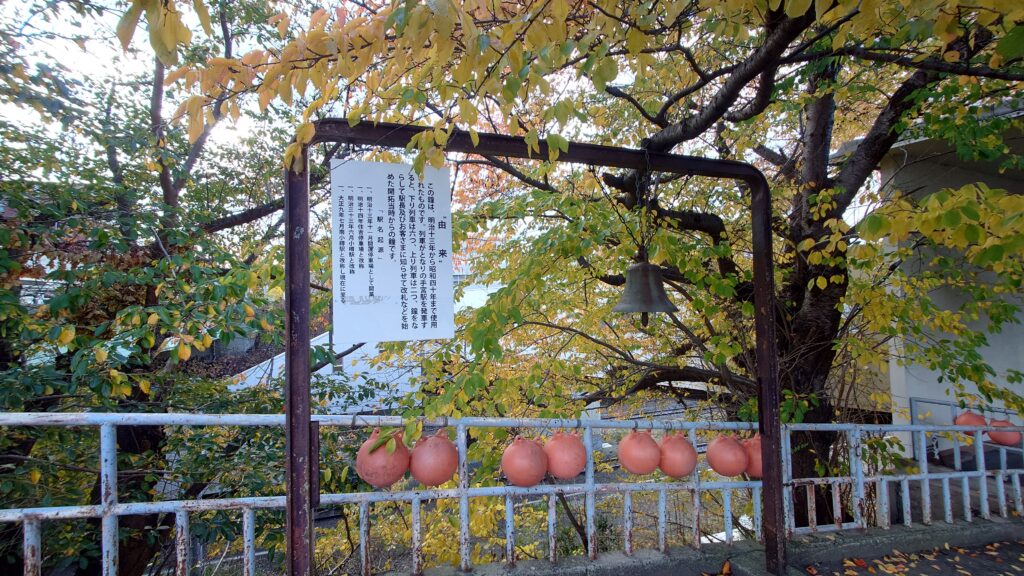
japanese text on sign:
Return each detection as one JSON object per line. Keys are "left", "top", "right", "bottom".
{"left": 331, "top": 161, "right": 455, "bottom": 343}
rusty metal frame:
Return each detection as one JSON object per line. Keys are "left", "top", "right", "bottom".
{"left": 284, "top": 120, "right": 785, "bottom": 574}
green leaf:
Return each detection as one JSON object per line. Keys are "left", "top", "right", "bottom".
{"left": 942, "top": 209, "right": 961, "bottom": 229}
{"left": 996, "top": 25, "right": 1024, "bottom": 60}
{"left": 859, "top": 213, "right": 889, "bottom": 240}
{"left": 974, "top": 244, "right": 1005, "bottom": 267}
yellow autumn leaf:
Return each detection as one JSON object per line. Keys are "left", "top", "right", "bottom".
{"left": 148, "top": 313, "right": 159, "bottom": 325}
{"left": 193, "top": 0, "right": 213, "bottom": 35}
{"left": 57, "top": 326, "right": 75, "bottom": 345}
{"left": 785, "top": 0, "right": 812, "bottom": 18}
{"left": 295, "top": 121, "right": 315, "bottom": 144}
{"left": 178, "top": 341, "right": 192, "bottom": 362}
{"left": 244, "top": 304, "right": 255, "bottom": 317}
{"left": 816, "top": 276, "right": 828, "bottom": 290}
{"left": 139, "top": 379, "right": 152, "bottom": 395}
{"left": 95, "top": 348, "right": 109, "bottom": 363}
{"left": 116, "top": 1, "right": 143, "bottom": 51}
{"left": 29, "top": 469, "right": 41, "bottom": 485}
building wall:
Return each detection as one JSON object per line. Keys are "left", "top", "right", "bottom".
{"left": 879, "top": 140, "right": 1024, "bottom": 454}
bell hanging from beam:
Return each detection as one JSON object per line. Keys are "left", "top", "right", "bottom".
{"left": 613, "top": 261, "right": 679, "bottom": 315}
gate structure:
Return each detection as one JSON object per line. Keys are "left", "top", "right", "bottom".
{"left": 282, "top": 121, "right": 785, "bottom": 574}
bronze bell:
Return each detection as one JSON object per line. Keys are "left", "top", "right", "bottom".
{"left": 613, "top": 262, "right": 679, "bottom": 314}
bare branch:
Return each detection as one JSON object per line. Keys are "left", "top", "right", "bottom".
{"left": 606, "top": 85, "right": 666, "bottom": 127}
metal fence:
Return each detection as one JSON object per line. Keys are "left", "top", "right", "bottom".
{"left": 783, "top": 422, "right": 1024, "bottom": 536}
{"left": 2, "top": 413, "right": 1023, "bottom": 576}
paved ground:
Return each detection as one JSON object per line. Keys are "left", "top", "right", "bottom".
{"left": 801, "top": 539, "right": 1024, "bottom": 576}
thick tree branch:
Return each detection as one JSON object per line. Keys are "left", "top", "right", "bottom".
{"left": 202, "top": 143, "right": 348, "bottom": 234}
{"left": 646, "top": 13, "right": 815, "bottom": 152}
{"left": 150, "top": 59, "right": 175, "bottom": 208}
{"left": 580, "top": 365, "right": 752, "bottom": 405}
{"left": 722, "top": 65, "right": 778, "bottom": 123}
{"left": 202, "top": 197, "right": 285, "bottom": 233}
{"left": 785, "top": 45, "right": 1024, "bottom": 82}
{"left": 832, "top": 29, "right": 995, "bottom": 209}
{"left": 653, "top": 205, "right": 739, "bottom": 278}
{"left": 801, "top": 61, "right": 839, "bottom": 189}
{"left": 754, "top": 144, "right": 798, "bottom": 181}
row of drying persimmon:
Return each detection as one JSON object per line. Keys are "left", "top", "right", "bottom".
{"left": 353, "top": 428, "right": 764, "bottom": 489}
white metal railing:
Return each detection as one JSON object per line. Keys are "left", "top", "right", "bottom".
{"left": 3, "top": 413, "right": 1024, "bottom": 576}
{"left": 783, "top": 422, "right": 1024, "bottom": 536}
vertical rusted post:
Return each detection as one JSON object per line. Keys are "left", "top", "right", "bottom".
{"left": 806, "top": 486, "right": 816, "bottom": 532}
{"left": 175, "top": 511, "right": 190, "bottom": 576}
{"left": 457, "top": 424, "right": 470, "bottom": 571}
{"left": 243, "top": 508, "right": 257, "bottom": 576}
{"left": 411, "top": 497, "right": 422, "bottom": 575}
{"left": 849, "top": 428, "right": 865, "bottom": 528}
{"left": 359, "top": 502, "right": 370, "bottom": 576}
{"left": 748, "top": 173, "right": 785, "bottom": 573}
{"left": 285, "top": 149, "right": 313, "bottom": 576}
{"left": 23, "top": 517, "right": 41, "bottom": 576}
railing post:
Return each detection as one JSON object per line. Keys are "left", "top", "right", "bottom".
{"left": 457, "top": 424, "right": 470, "bottom": 571}
{"left": 583, "top": 425, "right": 597, "bottom": 559}
{"left": 781, "top": 427, "right": 793, "bottom": 536}
{"left": 359, "top": 502, "right": 370, "bottom": 576}
{"left": 548, "top": 494, "right": 557, "bottom": 562}
{"left": 657, "top": 488, "right": 667, "bottom": 553}
{"left": 505, "top": 494, "right": 515, "bottom": 565}
{"left": 848, "top": 428, "right": 865, "bottom": 528}
{"left": 175, "top": 511, "right": 190, "bottom": 576}
{"left": 688, "top": 427, "right": 702, "bottom": 550}
{"left": 23, "top": 517, "right": 41, "bottom": 576}
{"left": 623, "top": 491, "right": 633, "bottom": 555}
{"left": 915, "top": 430, "right": 931, "bottom": 524}
{"left": 100, "top": 423, "right": 118, "bottom": 576}
{"left": 243, "top": 508, "right": 257, "bottom": 576}
{"left": 998, "top": 447, "right": 1008, "bottom": 517}
{"left": 411, "top": 497, "right": 422, "bottom": 575}
{"left": 975, "top": 430, "right": 990, "bottom": 519}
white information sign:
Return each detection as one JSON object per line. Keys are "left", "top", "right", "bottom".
{"left": 330, "top": 160, "right": 454, "bottom": 343}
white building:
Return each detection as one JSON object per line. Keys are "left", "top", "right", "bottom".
{"left": 877, "top": 117, "right": 1024, "bottom": 460}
